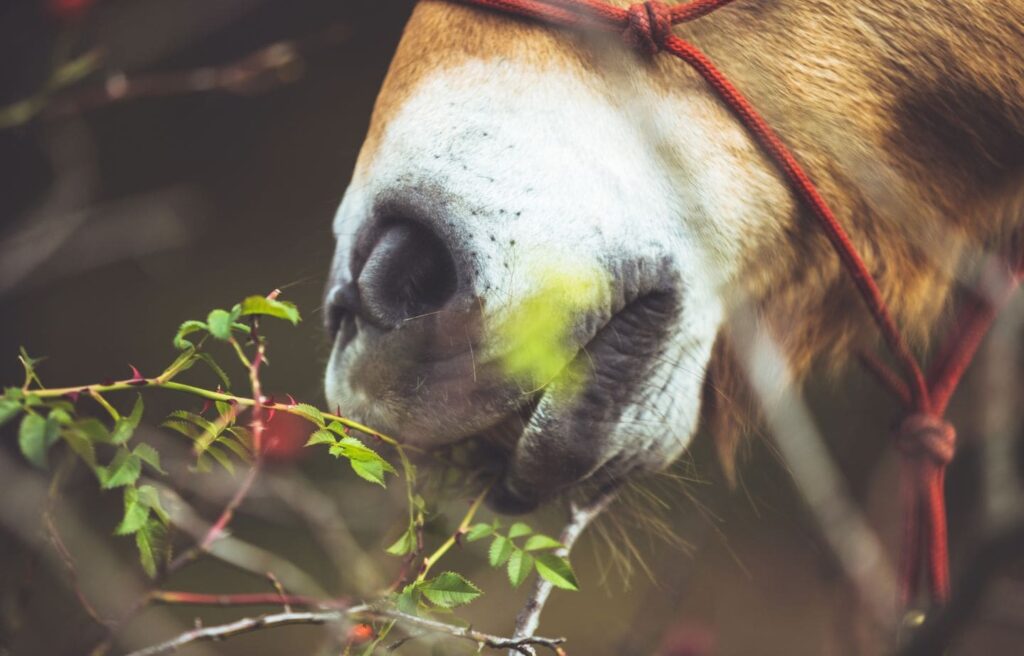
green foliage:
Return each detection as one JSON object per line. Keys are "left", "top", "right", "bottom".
{"left": 467, "top": 520, "right": 576, "bottom": 590}
{"left": 494, "top": 261, "right": 606, "bottom": 395}
{"left": 18, "top": 412, "right": 59, "bottom": 469}
{"left": 417, "top": 572, "right": 482, "bottom": 608}
{"left": 4, "top": 290, "right": 583, "bottom": 608}
{"left": 237, "top": 296, "right": 301, "bottom": 324}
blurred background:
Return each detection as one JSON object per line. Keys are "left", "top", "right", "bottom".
{"left": 1, "top": 1, "right": 1022, "bottom": 655}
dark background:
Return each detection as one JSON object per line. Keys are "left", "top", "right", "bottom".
{"left": 1, "top": 1, "right": 1021, "bottom": 655}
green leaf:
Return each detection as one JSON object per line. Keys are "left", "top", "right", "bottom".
{"left": 326, "top": 420, "right": 349, "bottom": 436}
{"left": 74, "top": 417, "right": 112, "bottom": 443}
{"left": 305, "top": 429, "right": 335, "bottom": 447}
{"left": 164, "top": 410, "right": 221, "bottom": 453}
{"left": 137, "top": 485, "right": 170, "bottom": 524}
{"left": 133, "top": 443, "right": 165, "bottom": 473}
{"left": 464, "top": 523, "right": 494, "bottom": 543}
{"left": 216, "top": 435, "right": 252, "bottom": 463}
{"left": 101, "top": 449, "right": 142, "bottom": 488}
{"left": 173, "top": 320, "right": 208, "bottom": 350}
{"left": 206, "top": 309, "right": 236, "bottom": 341}
{"left": 349, "top": 458, "right": 387, "bottom": 487}
{"left": 386, "top": 528, "right": 417, "bottom": 556}
{"left": 161, "top": 418, "right": 202, "bottom": 440}
{"left": 395, "top": 585, "right": 421, "bottom": 616}
{"left": 534, "top": 553, "right": 579, "bottom": 591}
{"left": 418, "top": 572, "right": 482, "bottom": 609}
{"left": 204, "top": 444, "right": 235, "bottom": 474}
{"left": 18, "top": 413, "right": 59, "bottom": 469}
{"left": 507, "top": 549, "right": 534, "bottom": 588}
{"left": 488, "top": 534, "right": 513, "bottom": 567}
{"left": 0, "top": 399, "right": 22, "bottom": 428}
{"left": 62, "top": 426, "right": 98, "bottom": 470}
{"left": 524, "top": 534, "right": 563, "bottom": 551}
{"left": 238, "top": 296, "right": 301, "bottom": 325}
{"left": 116, "top": 486, "right": 149, "bottom": 535}
{"left": 508, "top": 522, "right": 532, "bottom": 538}
{"left": 111, "top": 395, "right": 144, "bottom": 444}
{"left": 134, "top": 518, "right": 166, "bottom": 578}
{"left": 292, "top": 403, "right": 325, "bottom": 427}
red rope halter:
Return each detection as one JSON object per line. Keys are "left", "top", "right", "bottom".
{"left": 432, "top": 0, "right": 1024, "bottom": 607}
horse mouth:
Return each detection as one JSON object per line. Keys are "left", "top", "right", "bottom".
{"left": 455, "top": 289, "right": 679, "bottom": 475}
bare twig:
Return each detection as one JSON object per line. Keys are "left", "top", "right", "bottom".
{"left": 511, "top": 487, "right": 618, "bottom": 654}
{"left": 123, "top": 604, "right": 566, "bottom": 656}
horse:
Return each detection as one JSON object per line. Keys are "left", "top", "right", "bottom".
{"left": 322, "top": 0, "right": 1024, "bottom": 523}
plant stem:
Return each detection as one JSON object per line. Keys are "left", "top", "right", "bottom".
{"left": 28, "top": 377, "right": 411, "bottom": 450}
{"left": 418, "top": 487, "right": 489, "bottom": 582}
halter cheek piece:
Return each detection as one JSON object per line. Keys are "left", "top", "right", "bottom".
{"left": 433, "top": 0, "right": 1024, "bottom": 608}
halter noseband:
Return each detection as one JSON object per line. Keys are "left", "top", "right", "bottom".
{"left": 431, "top": 0, "right": 1024, "bottom": 609}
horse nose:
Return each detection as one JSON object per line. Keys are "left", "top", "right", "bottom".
{"left": 326, "top": 221, "right": 460, "bottom": 335}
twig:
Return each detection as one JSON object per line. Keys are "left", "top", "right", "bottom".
{"left": 123, "top": 604, "right": 566, "bottom": 656}
{"left": 511, "top": 487, "right": 618, "bottom": 654}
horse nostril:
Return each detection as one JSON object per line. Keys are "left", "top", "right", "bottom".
{"left": 357, "top": 221, "right": 459, "bottom": 329}
{"left": 325, "top": 282, "right": 360, "bottom": 340}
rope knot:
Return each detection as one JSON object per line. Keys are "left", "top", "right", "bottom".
{"left": 896, "top": 414, "right": 956, "bottom": 465}
{"left": 624, "top": 2, "right": 673, "bottom": 56}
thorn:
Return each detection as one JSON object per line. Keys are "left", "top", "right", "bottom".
{"left": 199, "top": 399, "right": 212, "bottom": 415}
{"left": 285, "top": 394, "right": 297, "bottom": 406}
{"left": 66, "top": 389, "right": 83, "bottom": 403}
{"left": 128, "top": 365, "right": 146, "bottom": 385}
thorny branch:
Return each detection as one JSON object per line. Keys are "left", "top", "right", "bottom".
{"left": 122, "top": 604, "right": 566, "bottom": 656}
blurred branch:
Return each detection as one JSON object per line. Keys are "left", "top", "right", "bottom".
{"left": 728, "top": 303, "right": 899, "bottom": 631}
{"left": 123, "top": 604, "right": 566, "bottom": 656}
{"left": 0, "top": 22, "right": 351, "bottom": 130}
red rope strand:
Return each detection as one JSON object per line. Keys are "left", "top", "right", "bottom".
{"left": 433, "top": 0, "right": 1022, "bottom": 608}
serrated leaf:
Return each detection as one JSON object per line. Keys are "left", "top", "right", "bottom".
{"left": 137, "top": 485, "right": 170, "bottom": 524}
{"left": 206, "top": 309, "right": 236, "bottom": 341}
{"left": 74, "top": 417, "right": 112, "bottom": 443}
{"left": 326, "top": 420, "right": 349, "bottom": 436}
{"left": 464, "top": 523, "right": 494, "bottom": 542}
{"left": 102, "top": 449, "right": 142, "bottom": 488}
{"left": 489, "top": 534, "right": 513, "bottom": 567}
{"left": 133, "top": 443, "right": 165, "bottom": 473}
{"left": 215, "top": 401, "right": 232, "bottom": 419}
{"left": 395, "top": 585, "right": 420, "bottom": 616}
{"left": 111, "top": 395, "right": 144, "bottom": 444}
{"left": 134, "top": 518, "right": 166, "bottom": 578}
{"left": 164, "top": 410, "right": 221, "bottom": 453}
{"left": 238, "top": 296, "right": 301, "bottom": 325}
{"left": 507, "top": 549, "right": 534, "bottom": 588}
{"left": 292, "top": 403, "right": 325, "bottom": 427}
{"left": 18, "top": 413, "right": 59, "bottom": 469}
{"left": 386, "top": 528, "right": 416, "bottom": 556}
{"left": 161, "top": 418, "right": 202, "bottom": 440}
{"left": 173, "top": 320, "right": 208, "bottom": 350}
{"left": 524, "top": 534, "right": 563, "bottom": 551}
{"left": 48, "top": 407, "right": 73, "bottom": 425}
{"left": 418, "top": 572, "right": 482, "bottom": 609}
{"left": 0, "top": 400, "right": 22, "bottom": 428}
{"left": 116, "top": 486, "right": 149, "bottom": 535}
{"left": 62, "top": 426, "right": 97, "bottom": 469}
{"left": 350, "top": 457, "right": 387, "bottom": 486}
{"left": 216, "top": 435, "right": 252, "bottom": 463}
{"left": 508, "top": 522, "right": 532, "bottom": 538}
{"left": 305, "top": 429, "right": 335, "bottom": 447}
{"left": 534, "top": 553, "right": 579, "bottom": 591}
{"left": 225, "top": 426, "right": 253, "bottom": 450}
{"left": 198, "top": 353, "right": 231, "bottom": 390}
{"left": 204, "top": 444, "right": 235, "bottom": 474}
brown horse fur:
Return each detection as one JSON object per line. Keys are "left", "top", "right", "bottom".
{"left": 359, "top": 0, "right": 1024, "bottom": 480}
